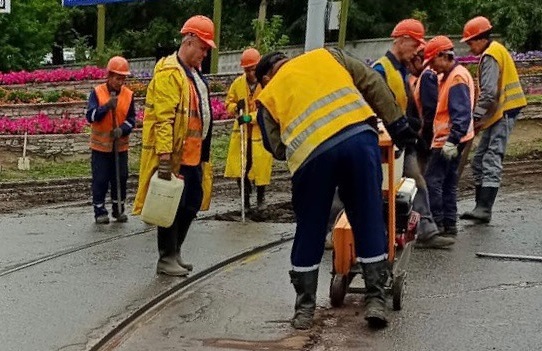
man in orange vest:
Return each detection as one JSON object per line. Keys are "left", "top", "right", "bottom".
{"left": 406, "top": 44, "right": 439, "bottom": 174}
{"left": 132, "top": 15, "right": 215, "bottom": 276}
{"left": 459, "top": 16, "right": 527, "bottom": 223}
{"left": 373, "top": 19, "right": 454, "bottom": 248}
{"left": 86, "top": 56, "right": 135, "bottom": 224}
{"left": 423, "top": 36, "right": 475, "bottom": 237}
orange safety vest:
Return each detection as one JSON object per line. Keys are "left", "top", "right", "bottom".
{"left": 432, "top": 64, "right": 475, "bottom": 148}
{"left": 91, "top": 84, "right": 132, "bottom": 152}
{"left": 180, "top": 81, "right": 203, "bottom": 166}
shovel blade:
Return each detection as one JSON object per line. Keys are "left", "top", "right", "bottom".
{"left": 18, "top": 157, "right": 30, "bottom": 170}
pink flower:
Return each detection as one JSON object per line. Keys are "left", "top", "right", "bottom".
{"left": 0, "top": 113, "right": 87, "bottom": 135}
{"left": 0, "top": 66, "right": 107, "bottom": 85}
{"left": 211, "top": 97, "right": 229, "bottom": 120}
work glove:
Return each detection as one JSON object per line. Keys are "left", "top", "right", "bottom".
{"left": 386, "top": 116, "right": 418, "bottom": 150}
{"left": 157, "top": 159, "right": 172, "bottom": 181}
{"left": 237, "top": 114, "right": 252, "bottom": 125}
{"left": 105, "top": 96, "right": 118, "bottom": 110}
{"left": 441, "top": 141, "right": 458, "bottom": 160}
{"left": 110, "top": 127, "right": 123, "bottom": 139}
{"left": 236, "top": 99, "right": 246, "bottom": 114}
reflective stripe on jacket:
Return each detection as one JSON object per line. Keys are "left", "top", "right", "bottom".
{"left": 432, "top": 64, "right": 475, "bottom": 148}
{"left": 90, "top": 84, "right": 132, "bottom": 152}
{"left": 372, "top": 55, "right": 408, "bottom": 113}
{"left": 257, "top": 48, "right": 375, "bottom": 174}
{"left": 224, "top": 74, "right": 273, "bottom": 185}
{"left": 479, "top": 41, "right": 527, "bottom": 129}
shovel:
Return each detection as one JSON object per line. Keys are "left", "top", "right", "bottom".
{"left": 239, "top": 108, "right": 246, "bottom": 223}
{"left": 111, "top": 92, "right": 123, "bottom": 217}
{"left": 17, "top": 132, "right": 30, "bottom": 171}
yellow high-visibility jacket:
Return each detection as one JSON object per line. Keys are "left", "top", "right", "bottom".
{"left": 479, "top": 41, "right": 527, "bottom": 129}
{"left": 133, "top": 54, "right": 213, "bottom": 214}
{"left": 224, "top": 74, "right": 273, "bottom": 185}
{"left": 257, "top": 48, "right": 376, "bottom": 174}
{"left": 372, "top": 55, "right": 408, "bottom": 113}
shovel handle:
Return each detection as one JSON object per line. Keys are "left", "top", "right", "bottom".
{"left": 22, "top": 132, "right": 28, "bottom": 159}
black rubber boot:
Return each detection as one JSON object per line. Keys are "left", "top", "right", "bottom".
{"left": 443, "top": 219, "right": 458, "bottom": 236}
{"left": 460, "top": 187, "right": 498, "bottom": 223}
{"left": 175, "top": 211, "right": 196, "bottom": 272}
{"left": 256, "top": 186, "right": 266, "bottom": 209}
{"left": 289, "top": 269, "right": 319, "bottom": 330}
{"left": 460, "top": 185, "right": 481, "bottom": 220}
{"left": 112, "top": 203, "right": 128, "bottom": 223}
{"left": 362, "top": 260, "right": 390, "bottom": 329}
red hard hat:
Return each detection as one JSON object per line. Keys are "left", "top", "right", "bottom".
{"left": 461, "top": 16, "right": 493, "bottom": 42}
{"left": 106, "top": 56, "right": 131, "bottom": 76}
{"left": 391, "top": 19, "right": 426, "bottom": 44}
{"left": 240, "top": 48, "right": 261, "bottom": 68}
{"left": 180, "top": 15, "right": 216, "bottom": 48}
{"left": 423, "top": 35, "right": 454, "bottom": 65}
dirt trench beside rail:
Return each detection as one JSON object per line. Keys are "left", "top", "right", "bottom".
{"left": 1, "top": 157, "right": 541, "bottom": 220}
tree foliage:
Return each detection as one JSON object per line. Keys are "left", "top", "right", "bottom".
{"left": 1, "top": 0, "right": 542, "bottom": 72}
{"left": 0, "top": 0, "right": 73, "bottom": 71}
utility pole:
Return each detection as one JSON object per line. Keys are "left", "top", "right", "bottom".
{"left": 255, "top": 0, "right": 268, "bottom": 49}
{"left": 211, "top": 0, "right": 222, "bottom": 74}
{"left": 97, "top": 5, "right": 105, "bottom": 54}
{"left": 338, "top": 0, "right": 350, "bottom": 49}
{"left": 305, "top": 0, "right": 327, "bottom": 51}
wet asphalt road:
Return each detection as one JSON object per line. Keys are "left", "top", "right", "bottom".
{"left": 0, "top": 193, "right": 294, "bottom": 351}
{"left": 111, "top": 190, "right": 542, "bottom": 351}
{"left": 1, "top": 189, "right": 541, "bottom": 351}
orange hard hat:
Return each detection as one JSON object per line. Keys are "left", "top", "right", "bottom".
{"left": 106, "top": 56, "right": 131, "bottom": 76}
{"left": 423, "top": 35, "right": 454, "bottom": 65}
{"left": 461, "top": 16, "right": 492, "bottom": 42}
{"left": 240, "top": 48, "right": 261, "bottom": 68}
{"left": 391, "top": 19, "right": 426, "bottom": 44}
{"left": 180, "top": 15, "right": 216, "bottom": 48}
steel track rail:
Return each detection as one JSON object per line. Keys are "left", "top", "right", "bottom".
{"left": 87, "top": 234, "right": 294, "bottom": 351}
{"left": 0, "top": 228, "right": 154, "bottom": 277}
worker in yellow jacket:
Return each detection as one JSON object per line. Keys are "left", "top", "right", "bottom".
{"left": 133, "top": 15, "right": 215, "bottom": 277}
{"left": 459, "top": 16, "right": 527, "bottom": 223}
{"left": 224, "top": 48, "right": 273, "bottom": 209}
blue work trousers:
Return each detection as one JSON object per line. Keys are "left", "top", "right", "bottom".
{"left": 91, "top": 150, "right": 128, "bottom": 217}
{"left": 425, "top": 145, "right": 464, "bottom": 226}
{"left": 290, "top": 131, "right": 387, "bottom": 271}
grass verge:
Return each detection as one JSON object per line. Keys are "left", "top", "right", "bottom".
{"left": 0, "top": 133, "right": 232, "bottom": 182}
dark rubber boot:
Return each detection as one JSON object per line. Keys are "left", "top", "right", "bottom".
{"left": 256, "top": 186, "right": 266, "bottom": 209}
{"left": 443, "top": 219, "right": 458, "bottom": 236}
{"left": 112, "top": 203, "right": 128, "bottom": 223}
{"left": 460, "top": 187, "right": 498, "bottom": 223}
{"left": 416, "top": 222, "right": 455, "bottom": 248}
{"left": 460, "top": 185, "right": 481, "bottom": 220}
{"left": 156, "top": 256, "right": 189, "bottom": 276}
{"left": 95, "top": 214, "right": 110, "bottom": 224}
{"left": 176, "top": 211, "right": 196, "bottom": 271}
{"left": 362, "top": 261, "right": 390, "bottom": 329}
{"left": 289, "top": 269, "right": 319, "bottom": 330}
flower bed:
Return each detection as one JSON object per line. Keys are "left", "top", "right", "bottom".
{"left": 0, "top": 96, "right": 229, "bottom": 135}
